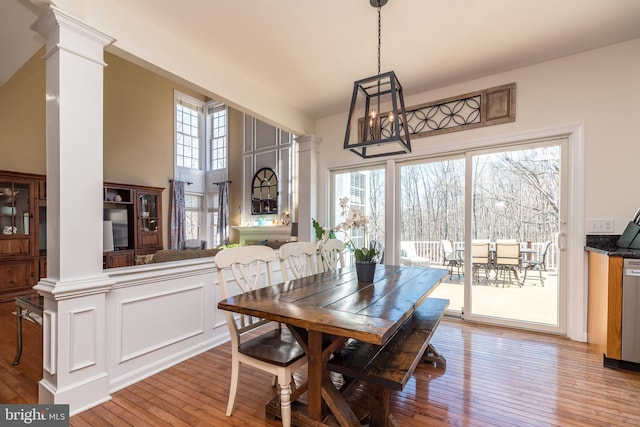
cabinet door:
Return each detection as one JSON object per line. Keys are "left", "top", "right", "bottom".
{"left": 0, "top": 260, "right": 35, "bottom": 293}
{"left": 0, "top": 178, "right": 35, "bottom": 256}
{"left": 136, "top": 189, "right": 163, "bottom": 249}
{"left": 105, "top": 250, "right": 134, "bottom": 268}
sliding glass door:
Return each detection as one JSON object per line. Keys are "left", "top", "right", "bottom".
{"left": 398, "top": 139, "right": 567, "bottom": 333}
{"left": 465, "top": 142, "right": 565, "bottom": 332}
{"left": 399, "top": 157, "right": 465, "bottom": 313}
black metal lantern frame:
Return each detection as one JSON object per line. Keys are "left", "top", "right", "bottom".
{"left": 343, "top": 0, "right": 411, "bottom": 159}
{"left": 344, "top": 70, "right": 411, "bottom": 158}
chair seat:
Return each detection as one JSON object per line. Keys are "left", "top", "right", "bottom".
{"left": 239, "top": 327, "right": 305, "bottom": 367}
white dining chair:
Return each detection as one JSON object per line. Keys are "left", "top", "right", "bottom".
{"left": 318, "top": 238, "right": 345, "bottom": 272}
{"left": 215, "top": 245, "right": 307, "bottom": 427}
{"left": 278, "top": 241, "right": 319, "bottom": 281}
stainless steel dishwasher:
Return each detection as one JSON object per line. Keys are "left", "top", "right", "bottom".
{"left": 622, "top": 259, "right": 640, "bottom": 363}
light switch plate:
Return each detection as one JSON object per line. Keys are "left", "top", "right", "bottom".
{"left": 587, "top": 218, "right": 615, "bottom": 234}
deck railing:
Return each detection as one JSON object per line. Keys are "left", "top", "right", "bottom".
{"left": 405, "top": 240, "right": 558, "bottom": 271}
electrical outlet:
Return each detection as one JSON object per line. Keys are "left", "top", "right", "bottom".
{"left": 587, "top": 218, "right": 615, "bottom": 234}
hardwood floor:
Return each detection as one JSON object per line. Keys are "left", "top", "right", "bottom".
{"left": 3, "top": 299, "right": 640, "bottom": 426}
{"left": 0, "top": 299, "right": 41, "bottom": 404}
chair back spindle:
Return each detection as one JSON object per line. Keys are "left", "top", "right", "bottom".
{"left": 319, "top": 239, "right": 345, "bottom": 272}
{"left": 279, "top": 241, "right": 319, "bottom": 281}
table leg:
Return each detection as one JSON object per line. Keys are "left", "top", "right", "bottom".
{"left": 307, "top": 330, "right": 325, "bottom": 421}
{"left": 12, "top": 307, "right": 23, "bottom": 366}
{"left": 368, "top": 383, "right": 391, "bottom": 427}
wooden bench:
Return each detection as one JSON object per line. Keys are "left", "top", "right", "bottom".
{"left": 326, "top": 297, "right": 449, "bottom": 426}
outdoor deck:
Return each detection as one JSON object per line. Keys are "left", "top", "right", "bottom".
{"left": 428, "top": 264, "right": 559, "bottom": 325}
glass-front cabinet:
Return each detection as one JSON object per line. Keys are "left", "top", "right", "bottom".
{"left": 0, "top": 179, "right": 35, "bottom": 256}
{"left": 102, "top": 183, "right": 164, "bottom": 268}
{"left": 0, "top": 181, "right": 31, "bottom": 237}
{"left": 136, "top": 188, "right": 163, "bottom": 250}
{"left": 0, "top": 173, "right": 38, "bottom": 302}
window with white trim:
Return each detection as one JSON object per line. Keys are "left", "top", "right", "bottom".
{"left": 185, "top": 194, "right": 203, "bottom": 240}
{"left": 174, "top": 92, "right": 229, "bottom": 249}
{"left": 207, "top": 104, "right": 227, "bottom": 171}
{"left": 176, "top": 97, "right": 203, "bottom": 169}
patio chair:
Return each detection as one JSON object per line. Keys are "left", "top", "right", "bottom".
{"left": 215, "top": 246, "right": 307, "bottom": 427}
{"left": 279, "top": 241, "right": 320, "bottom": 281}
{"left": 471, "top": 241, "right": 491, "bottom": 284}
{"left": 400, "top": 241, "right": 431, "bottom": 268}
{"left": 521, "top": 241, "right": 552, "bottom": 286}
{"left": 371, "top": 239, "right": 385, "bottom": 264}
{"left": 318, "top": 238, "right": 346, "bottom": 272}
{"left": 440, "top": 240, "right": 462, "bottom": 279}
{"left": 494, "top": 242, "right": 522, "bottom": 287}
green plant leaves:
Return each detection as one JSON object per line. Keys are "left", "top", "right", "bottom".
{"left": 354, "top": 247, "right": 379, "bottom": 262}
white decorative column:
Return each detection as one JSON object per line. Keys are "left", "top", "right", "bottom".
{"left": 31, "top": 5, "right": 115, "bottom": 413}
{"left": 295, "top": 135, "right": 322, "bottom": 242}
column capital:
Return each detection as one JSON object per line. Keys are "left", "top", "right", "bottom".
{"left": 31, "top": 5, "right": 115, "bottom": 66}
{"left": 295, "top": 134, "right": 323, "bottom": 152}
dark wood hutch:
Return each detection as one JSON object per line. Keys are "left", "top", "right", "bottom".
{"left": 0, "top": 170, "right": 163, "bottom": 302}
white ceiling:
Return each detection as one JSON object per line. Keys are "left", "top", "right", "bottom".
{"left": 3, "top": 0, "right": 640, "bottom": 119}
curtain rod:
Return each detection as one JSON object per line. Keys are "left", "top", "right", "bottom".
{"left": 169, "top": 179, "right": 193, "bottom": 185}
{"left": 214, "top": 180, "right": 232, "bottom": 185}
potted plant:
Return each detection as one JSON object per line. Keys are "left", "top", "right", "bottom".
{"left": 315, "top": 197, "right": 380, "bottom": 283}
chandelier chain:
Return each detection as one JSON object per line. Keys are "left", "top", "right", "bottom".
{"left": 377, "top": 4, "right": 381, "bottom": 75}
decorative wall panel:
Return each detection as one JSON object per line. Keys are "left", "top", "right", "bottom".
{"left": 362, "top": 83, "right": 516, "bottom": 141}
{"left": 118, "top": 285, "right": 205, "bottom": 362}
{"left": 70, "top": 307, "right": 97, "bottom": 372}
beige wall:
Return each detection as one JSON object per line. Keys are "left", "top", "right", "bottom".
{"left": 0, "top": 47, "right": 46, "bottom": 174}
{"left": 315, "top": 37, "right": 640, "bottom": 234}
{"left": 0, "top": 49, "right": 242, "bottom": 249}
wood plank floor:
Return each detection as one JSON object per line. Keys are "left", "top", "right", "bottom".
{"left": 0, "top": 299, "right": 41, "bottom": 404}
{"left": 3, "top": 298, "right": 640, "bottom": 426}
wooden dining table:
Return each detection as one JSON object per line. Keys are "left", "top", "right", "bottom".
{"left": 218, "top": 263, "right": 448, "bottom": 426}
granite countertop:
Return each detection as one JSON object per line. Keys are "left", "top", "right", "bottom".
{"left": 585, "top": 235, "right": 640, "bottom": 258}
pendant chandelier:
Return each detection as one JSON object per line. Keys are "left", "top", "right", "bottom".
{"left": 344, "top": 0, "right": 411, "bottom": 159}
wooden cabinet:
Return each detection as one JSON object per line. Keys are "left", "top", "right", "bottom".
{"left": 135, "top": 188, "right": 162, "bottom": 250}
{"left": 104, "top": 250, "right": 135, "bottom": 269}
{"left": 103, "top": 182, "right": 164, "bottom": 268}
{"left": 0, "top": 170, "right": 165, "bottom": 297}
{"left": 587, "top": 251, "right": 623, "bottom": 361}
{"left": 0, "top": 171, "right": 39, "bottom": 301}
{"left": 0, "top": 260, "right": 36, "bottom": 294}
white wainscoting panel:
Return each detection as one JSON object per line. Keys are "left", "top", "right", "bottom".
{"left": 118, "top": 285, "right": 205, "bottom": 363}
{"left": 69, "top": 307, "right": 97, "bottom": 372}
{"left": 43, "top": 309, "right": 57, "bottom": 375}
{"left": 103, "top": 252, "right": 292, "bottom": 394}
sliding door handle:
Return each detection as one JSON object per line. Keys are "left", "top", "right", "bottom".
{"left": 557, "top": 232, "right": 567, "bottom": 251}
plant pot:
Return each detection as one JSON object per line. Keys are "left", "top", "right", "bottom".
{"left": 356, "top": 261, "right": 376, "bottom": 283}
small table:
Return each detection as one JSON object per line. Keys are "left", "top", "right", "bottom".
{"left": 12, "top": 294, "right": 44, "bottom": 366}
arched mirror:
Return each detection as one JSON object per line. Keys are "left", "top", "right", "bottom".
{"left": 251, "top": 167, "right": 278, "bottom": 215}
